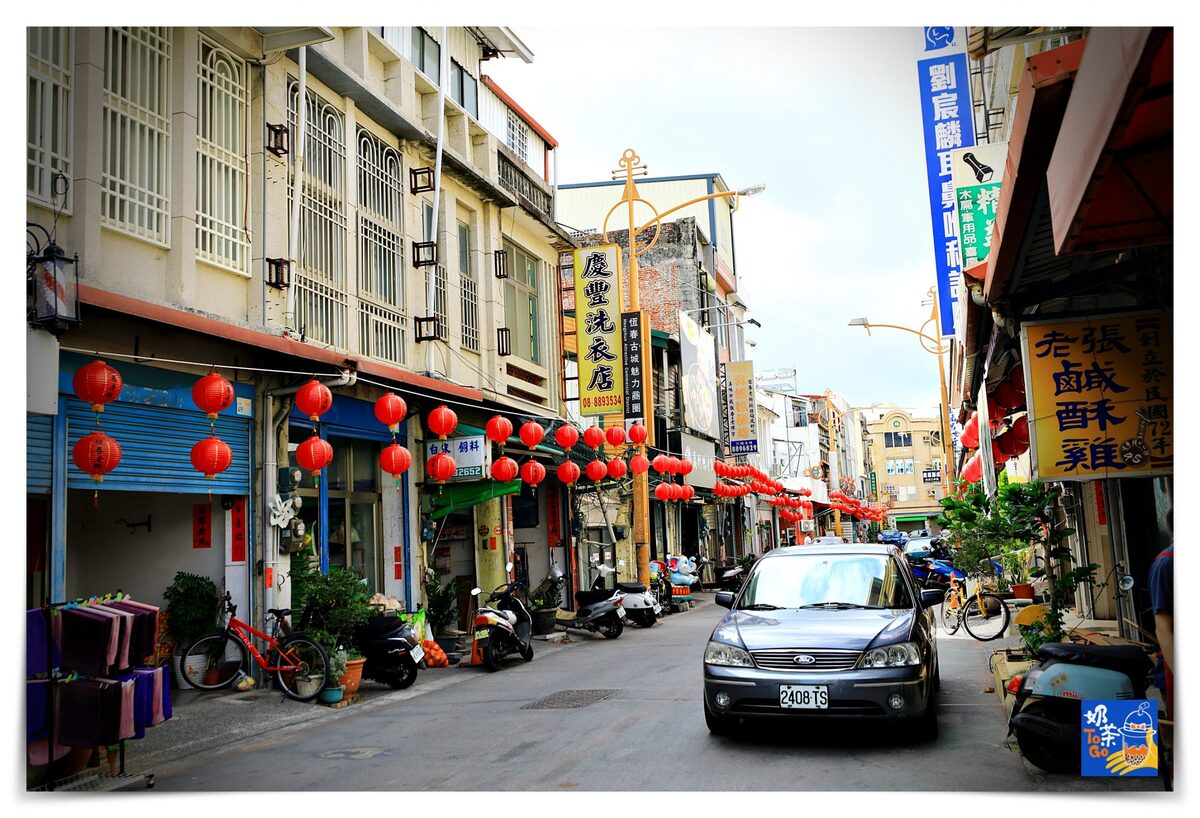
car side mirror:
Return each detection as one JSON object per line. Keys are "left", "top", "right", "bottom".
{"left": 920, "top": 588, "right": 945, "bottom": 609}
{"left": 715, "top": 591, "right": 735, "bottom": 609}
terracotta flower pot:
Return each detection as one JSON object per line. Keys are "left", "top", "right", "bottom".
{"left": 338, "top": 657, "right": 366, "bottom": 697}
{"left": 1012, "top": 582, "right": 1035, "bottom": 600}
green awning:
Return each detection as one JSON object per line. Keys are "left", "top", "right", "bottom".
{"left": 429, "top": 480, "right": 522, "bottom": 520}
{"left": 894, "top": 514, "right": 933, "bottom": 522}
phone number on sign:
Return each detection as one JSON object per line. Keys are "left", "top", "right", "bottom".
{"left": 583, "top": 394, "right": 622, "bottom": 409}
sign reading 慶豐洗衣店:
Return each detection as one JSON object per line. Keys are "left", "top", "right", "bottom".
{"left": 426, "top": 435, "right": 491, "bottom": 481}
{"left": 916, "top": 26, "right": 975, "bottom": 336}
{"left": 574, "top": 246, "right": 625, "bottom": 417}
{"left": 951, "top": 141, "right": 1006, "bottom": 269}
{"left": 1020, "top": 312, "right": 1172, "bottom": 481}
{"left": 724, "top": 360, "right": 758, "bottom": 454}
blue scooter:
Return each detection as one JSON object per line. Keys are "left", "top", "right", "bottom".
{"left": 1007, "top": 639, "right": 1153, "bottom": 772}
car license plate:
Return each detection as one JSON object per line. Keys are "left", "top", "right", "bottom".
{"left": 779, "top": 685, "right": 828, "bottom": 709}
{"left": 616, "top": 608, "right": 626, "bottom": 618}
{"left": 409, "top": 644, "right": 424, "bottom": 663}
{"left": 475, "top": 628, "right": 490, "bottom": 640}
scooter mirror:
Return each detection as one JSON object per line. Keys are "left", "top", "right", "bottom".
{"left": 471, "top": 587, "right": 482, "bottom": 596}
{"left": 1118, "top": 575, "right": 1135, "bottom": 592}
{"left": 506, "top": 561, "right": 514, "bottom": 572}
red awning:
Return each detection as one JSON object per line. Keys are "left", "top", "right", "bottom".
{"left": 1046, "top": 28, "right": 1172, "bottom": 254}
{"left": 79, "top": 284, "right": 485, "bottom": 402}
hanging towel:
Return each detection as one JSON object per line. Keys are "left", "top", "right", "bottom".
{"left": 118, "top": 679, "right": 136, "bottom": 740}
{"left": 56, "top": 680, "right": 108, "bottom": 748}
{"left": 26, "top": 680, "right": 71, "bottom": 766}
{"left": 93, "top": 605, "right": 135, "bottom": 671}
{"left": 26, "top": 609, "right": 61, "bottom": 676}
{"left": 59, "top": 609, "right": 112, "bottom": 676}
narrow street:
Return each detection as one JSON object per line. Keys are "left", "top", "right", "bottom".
{"left": 146, "top": 598, "right": 1156, "bottom": 792}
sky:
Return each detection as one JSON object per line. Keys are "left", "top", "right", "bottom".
{"left": 483, "top": 25, "right": 964, "bottom": 415}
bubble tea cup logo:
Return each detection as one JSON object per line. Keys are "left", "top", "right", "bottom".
{"left": 1081, "top": 699, "right": 1159, "bottom": 777}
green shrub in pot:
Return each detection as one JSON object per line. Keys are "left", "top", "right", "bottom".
{"left": 162, "top": 571, "right": 220, "bottom": 648}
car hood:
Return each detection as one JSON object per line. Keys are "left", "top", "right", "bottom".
{"left": 714, "top": 608, "right": 917, "bottom": 651}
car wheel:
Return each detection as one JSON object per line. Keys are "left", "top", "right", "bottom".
{"left": 914, "top": 694, "right": 939, "bottom": 742}
{"left": 704, "top": 698, "right": 735, "bottom": 735}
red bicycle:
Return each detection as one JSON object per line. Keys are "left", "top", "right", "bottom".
{"left": 179, "top": 592, "right": 330, "bottom": 701}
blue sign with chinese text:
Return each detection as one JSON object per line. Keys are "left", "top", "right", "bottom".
{"left": 1082, "top": 700, "right": 1159, "bottom": 776}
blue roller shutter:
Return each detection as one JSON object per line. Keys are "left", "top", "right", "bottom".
{"left": 65, "top": 397, "right": 252, "bottom": 494}
{"left": 27, "top": 415, "right": 54, "bottom": 494}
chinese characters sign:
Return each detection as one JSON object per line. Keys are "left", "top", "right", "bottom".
{"left": 723, "top": 360, "right": 758, "bottom": 454}
{"left": 680, "top": 311, "right": 718, "bottom": 438}
{"left": 1020, "top": 312, "right": 1172, "bottom": 481}
{"left": 193, "top": 503, "right": 212, "bottom": 549}
{"left": 425, "top": 435, "right": 491, "bottom": 481}
{"left": 230, "top": 497, "right": 246, "bottom": 562}
{"left": 951, "top": 142, "right": 1006, "bottom": 269}
{"left": 621, "top": 311, "right": 645, "bottom": 422}
{"left": 916, "top": 27, "right": 976, "bottom": 336}
{"left": 1081, "top": 700, "right": 1159, "bottom": 777}
{"left": 573, "top": 246, "right": 625, "bottom": 416}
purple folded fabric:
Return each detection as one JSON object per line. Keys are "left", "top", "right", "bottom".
{"left": 27, "top": 609, "right": 61, "bottom": 676}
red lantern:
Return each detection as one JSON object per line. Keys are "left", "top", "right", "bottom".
{"left": 583, "top": 426, "right": 606, "bottom": 449}
{"left": 1012, "top": 415, "right": 1030, "bottom": 445}
{"left": 491, "top": 456, "right": 519, "bottom": 482}
{"left": 295, "top": 380, "right": 333, "bottom": 422}
{"left": 73, "top": 360, "right": 123, "bottom": 412}
{"left": 586, "top": 459, "right": 608, "bottom": 482}
{"left": 992, "top": 437, "right": 1007, "bottom": 463}
{"left": 961, "top": 452, "right": 983, "bottom": 484}
{"left": 608, "top": 458, "right": 628, "bottom": 479}
{"left": 1008, "top": 362, "right": 1026, "bottom": 394}
{"left": 380, "top": 443, "right": 413, "bottom": 485}
{"left": 485, "top": 415, "right": 513, "bottom": 445}
{"left": 961, "top": 413, "right": 980, "bottom": 450}
{"left": 679, "top": 458, "right": 694, "bottom": 477}
{"left": 72, "top": 431, "right": 121, "bottom": 482}
{"left": 714, "top": 461, "right": 725, "bottom": 477}
{"left": 520, "top": 460, "right": 546, "bottom": 487}
{"left": 606, "top": 425, "right": 626, "bottom": 447}
{"left": 681, "top": 484, "right": 695, "bottom": 501}
{"left": 519, "top": 421, "right": 545, "bottom": 449}
{"left": 190, "top": 435, "right": 232, "bottom": 479}
{"left": 426, "top": 451, "right": 457, "bottom": 483}
{"left": 296, "top": 433, "right": 334, "bottom": 479}
{"left": 655, "top": 483, "right": 672, "bottom": 502}
{"left": 994, "top": 381, "right": 1020, "bottom": 411}
{"left": 673, "top": 483, "right": 686, "bottom": 501}
{"left": 428, "top": 405, "right": 458, "bottom": 439}
{"left": 192, "top": 373, "right": 234, "bottom": 419}
{"left": 652, "top": 454, "right": 670, "bottom": 474}
{"left": 555, "top": 424, "right": 579, "bottom": 449}
{"left": 629, "top": 454, "right": 650, "bottom": 475}
{"left": 627, "top": 422, "right": 648, "bottom": 445}
{"left": 374, "top": 392, "right": 408, "bottom": 432}
{"left": 556, "top": 461, "right": 581, "bottom": 485}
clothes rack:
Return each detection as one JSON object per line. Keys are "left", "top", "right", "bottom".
{"left": 29, "top": 594, "right": 159, "bottom": 791}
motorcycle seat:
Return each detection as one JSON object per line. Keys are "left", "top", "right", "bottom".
{"left": 1036, "top": 642, "right": 1152, "bottom": 689}
{"left": 617, "top": 582, "right": 647, "bottom": 594}
{"left": 356, "top": 613, "right": 410, "bottom": 640}
{"left": 575, "top": 589, "right": 613, "bottom": 607}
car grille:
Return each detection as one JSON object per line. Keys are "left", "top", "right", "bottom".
{"left": 750, "top": 648, "right": 862, "bottom": 671}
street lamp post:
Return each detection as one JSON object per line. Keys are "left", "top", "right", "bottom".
{"left": 602, "top": 148, "right": 764, "bottom": 585}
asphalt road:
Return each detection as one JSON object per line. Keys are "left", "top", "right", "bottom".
{"left": 148, "top": 598, "right": 1160, "bottom": 793}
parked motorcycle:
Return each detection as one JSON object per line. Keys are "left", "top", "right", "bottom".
{"left": 649, "top": 560, "right": 674, "bottom": 614}
{"left": 552, "top": 564, "right": 626, "bottom": 639}
{"left": 707, "top": 558, "right": 746, "bottom": 592}
{"left": 1007, "top": 637, "right": 1153, "bottom": 773}
{"left": 300, "top": 602, "right": 424, "bottom": 689}
{"left": 611, "top": 560, "right": 661, "bottom": 627}
{"left": 470, "top": 562, "right": 534, "bottom": 672}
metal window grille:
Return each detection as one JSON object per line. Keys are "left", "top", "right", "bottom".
{"left": 101, "top": 27, "right": 172, "bottom": 245}
{"left": 459, "top": 221, "right": 478, "bottom": 352}
{"left": 27, "top": 27, "right": 73, "bottom": 211}
{"left": 287, "top": 79, "right": 347, "bottom": 347}
{"left": 359, "top": 301, "right": 407, "bottom": 365}
{"left": 356, "top": 129, "right": 405, "bottom": 364}
{"left": 506, "top": 108, "right": 528, "bottom": 164}
{"left": 196, "top": 36, "right": 250, "bottom": 275}
{"left": 426, "top": 265, "right": 447, "bottom": 340}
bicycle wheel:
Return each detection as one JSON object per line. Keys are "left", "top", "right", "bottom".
{"left": 962, "top": 594, "right": 1011, "bottom": 641}
{"left": 179, "top": 633, "right": 247, "bottom": 690}
{"left": 272, "top": 634, "right": 330, "bottom": 701}
{"left": 939, "top": 595, "right": 961, "bottom": 634}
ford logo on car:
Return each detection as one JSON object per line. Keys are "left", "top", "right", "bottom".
{"left": 793, "top": 655, "right": 816, "bottom": 665}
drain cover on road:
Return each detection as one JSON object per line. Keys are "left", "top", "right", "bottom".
{"left": 521, "top": 689, "right": 620, "bottom": 710}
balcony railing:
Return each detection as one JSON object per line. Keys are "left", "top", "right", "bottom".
{"left": 498, "top": 153, "right": 552, "bottom": 222}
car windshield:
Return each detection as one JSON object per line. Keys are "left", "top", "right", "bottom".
{"left": 904, "top": 539, "right": 932, "bottom": 553}
{"left": 738, "top": 553, "right": 913, "bottom": 610}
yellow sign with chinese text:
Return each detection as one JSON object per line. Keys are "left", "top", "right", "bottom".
{"left": 1020, "top": 312, "right": 1172, "bottom": 481}
{"left": 574, "top": 245, "right": 625, "bottom": 417}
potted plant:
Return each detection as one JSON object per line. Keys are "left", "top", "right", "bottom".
{"left": 1001, "top": 548, "right": 1034, "bottom": 599}
{"left": 422, "top": 568, "right": 459, "bottom": 653}
{"left": 526, "top": 574, "right": 564, "bottom": 636}
{"left": 320, "top": 648, "right": 348, "bottom": 704}
{"left": 338, "top": 649, "right": 366, "bottom": 697}
{"left": 162, "top": 571, "right": 220, "bottom": 688}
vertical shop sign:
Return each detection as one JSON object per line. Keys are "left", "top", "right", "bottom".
{"left": 230, "top": 497, "right": 247, "bottom": 562}
{"left": 916, "top": 26, "right": 975, "bottom": 335}
{"left": 193, "top": 503, "right": 212, "bottom": 549}
{"left": 725, "top": 360, "right": 758, "bottom": 454}
{"left": 1020, "top": 311, "right": 1173, "bottom": 481}
{"left": 574, "top": 245, "right": 625, "bottom": 417}
{"left": 394, "top": 546, "right": 404, "bottom": 580}
{"left": 680, "top": 311, "right": 718, "bottom": 438}
{"left": 620, "top": 312, "right": 644, "bottom": 421}
{"left": 951, "top": 142, "right": 1007, "bottom": 269}
{"left": 547, "top": 486, "right": 562, "bottom": 550}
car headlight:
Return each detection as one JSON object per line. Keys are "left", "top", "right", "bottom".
{"left": 704, "top": 640, "right": 754, "bottom": 667}
{"left": 859, "top": 642, "right": 922, "bottom": 668}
